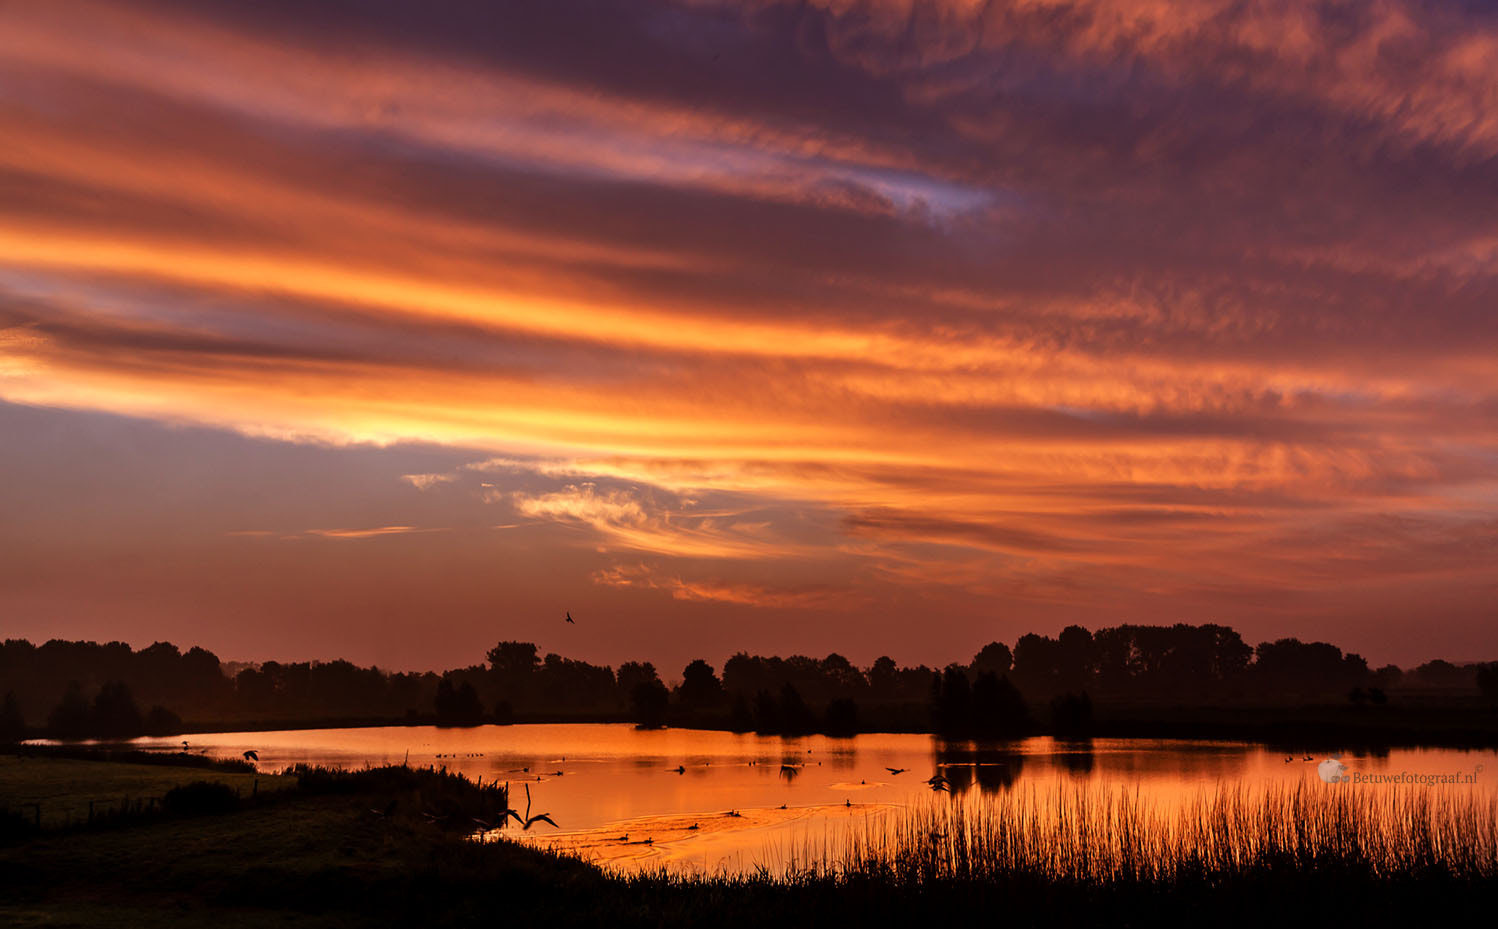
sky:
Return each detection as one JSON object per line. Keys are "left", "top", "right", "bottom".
{"left": 1, "top": 0, "right": 1495, "bottom": 672}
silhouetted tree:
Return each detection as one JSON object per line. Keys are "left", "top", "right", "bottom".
{"left": 824, "top": 697, "right": 858, "bottom": 736}
{"left": 0, "top": 691, "right": 23, "bottom": 743}
{"left": 867, "top": 656, "right": 900, "bottom": 700}
{"left": 778, "top": 684, "right": 813, "bottom": 735}
{"left": 933, "top": 665, "right": 974, "bottom": 736}
{"left": 1056, "top": 625, "right": 1095, "bottom": 692}
{"left": 1411, "top": 659, "right": 1475, "bottom": 690}
{"left": 434, "top": 679, "right": 484, "bottom": 727}
{"left": 48, "top": 682, "right": 91, "bottom": 739}
{"left": 143, "top": 705, "right": 183, "bottom": 736}
{"left": 630, "top": 680, "right": 669, "bottom": 729}
{"left": 535, "top": 653, "right": 615, "bottom": 708}
{"left": 971, "top": 672, "right": 1028, "bottom": 737}
{"left": 1252, "top": 638, "right": 1369, "bottom": 698}
{"left": 677, "top": 660, "right": 725, "bottom": 709}
{"left": 971, "top": 641, "right": 1013, "bottom": 677}
{"left": 1476, "top": 663, "right": 1498, "bottom": 705}
{"left": 728, "top": 694, "right": 754, "bottom": 732}
{"left": 751, "top": 690, "right": 780, "bottom": 734}
{"left": 1373, "top": 664, "right": 1403, "bottom": 690}
{"left": 1049, "top": 692, "right": 1093, "bottom": 735}
{"left": 616, "top": 661, "right": 661, "bottom": 708}
{"left": 486, "top": 641, "right": 540, "bottom": 706}
{"left": 92, "top": 681, "right": 143, "bottom": 738}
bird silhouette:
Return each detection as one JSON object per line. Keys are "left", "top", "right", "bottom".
{"left": 885, "top": 767, "right": 906, "bottom": 775}
{"left": 565, "top": 611, "right": 575, "bottom": 624}
{"left": 514, "top": 783, "right": 559, "bottom": 831}
{"left": 674, "top": 765, "right": 686, "bottom": 774}
{"left": 242, "top": 750, "right": 259, "bottom": 761}
{"left": 687, "top": 823, "right": 700, "bottom": 831}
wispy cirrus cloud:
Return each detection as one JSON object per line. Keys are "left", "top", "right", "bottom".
{"left": 304, "top": 526, "right": 445, "bottom": 540}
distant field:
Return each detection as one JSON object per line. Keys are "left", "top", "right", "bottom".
{"left": 0, "top": 755, "right": 293, "bottom": 829}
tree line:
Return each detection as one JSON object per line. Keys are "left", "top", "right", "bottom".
{"left": 3, "top": 624, "right": 1495, "bottom": 741}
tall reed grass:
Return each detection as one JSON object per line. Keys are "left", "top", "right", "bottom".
{"left": 790, "top": 782, "right": 1497, "bottom": 885}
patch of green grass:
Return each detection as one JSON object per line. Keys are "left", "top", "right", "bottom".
{"left": 0, "top": 754, "right": 292, "bottom": 829}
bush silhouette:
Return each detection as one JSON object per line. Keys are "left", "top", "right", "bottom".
{"left": 163, "top": 781, "right": 239, "bottom": 817}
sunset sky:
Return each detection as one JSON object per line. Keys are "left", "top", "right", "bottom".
{"left": 2, "top": 0, "right": 1496, "bottom": 672}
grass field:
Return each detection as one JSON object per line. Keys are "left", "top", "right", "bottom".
{"left": 0, "top": 755, "right": 292, "bottom": 829}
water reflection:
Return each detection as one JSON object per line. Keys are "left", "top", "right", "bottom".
{"left": 123, "top": 724, "right": 1496, "bottom": 875}
{"left": 1054, "top": 739, "right": 1096, "bottom": 778}
{"left": 933, "top": 740, "right": 1027, "bottom": 793}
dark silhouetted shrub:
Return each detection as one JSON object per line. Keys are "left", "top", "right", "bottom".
{"left": 163, "top": 781, "right": 239, "bottom": 817}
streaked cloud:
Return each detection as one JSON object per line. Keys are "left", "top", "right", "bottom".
{"left": 0, "top": 0, "right": 1494, "bottom": 665}
{"left": 304, "top": 526, "right": 444, "bottom": 540}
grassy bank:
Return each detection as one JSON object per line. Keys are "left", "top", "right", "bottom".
{"left": 2, "top": 754, "right": 1494, "bottom": 927}
{"left": 0, "top": 753, "right": 288, "bottom": 831}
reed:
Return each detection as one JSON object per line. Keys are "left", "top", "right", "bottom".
{"left": 782, "top": 782, "right": 1498, "bottom": 885}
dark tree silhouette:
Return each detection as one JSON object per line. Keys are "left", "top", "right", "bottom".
{"left": 1049, "top": 692, "right": 1093, "bottom": 735}
{"left": 677, "top": 660, "right": 726, "bottom": 708}
{"left": 971, "top": 641, "right": 1013, "bottom": 676}
{"left": 47, "top": 682, "right": 91, "bottom": 738}
{"left": 972, "top": 672, "right": 1028, "bottom": 737}
{"left": 867, "top": 655, "right": 900, "bottom": 699}
{"left": 434, "top": 679, "right": 484, "bottom": 727}
{"left": 1477, "top": 663, "right": 1498, "bottom": 705}
{"left": 932, "top": 665, "right": 974, "bottom": 736}
{"left": 616, "top": 661, "right": 661, "bottom": 708}
{"left": 92, "top": 681, "right": 143, "bottom": 738}
{"left": 0, "top": 691, "right": 23, "bottom": 743}
{"left": 823, "top": 697, "right": 858, "bottom": 736}
{"left": 630, "top": 680, "right": 669, "bottom": 729}
{"left": 751, "top": 689, "right": 780, "bottom": 734}
{"left": 778, "top": 684, "right": 814, "bottom": 735}
{"left": 728, "top": 694, "right": 754, "bottom": 732}
{"left": 144, "top": 704, "right": 183, "bottom": 736}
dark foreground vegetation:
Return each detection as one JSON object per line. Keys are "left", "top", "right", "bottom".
{"left": 4, "top": 625, "right": 1495, "bottom": 746}
{"left": 1, "top": 750, "right": 1494, "bottom": 928}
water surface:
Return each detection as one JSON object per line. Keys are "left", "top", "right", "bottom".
{"left": 135, "top": 724, "right": 1494, "bottom": 873}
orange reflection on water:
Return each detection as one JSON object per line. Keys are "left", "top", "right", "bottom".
{"left": 129, "top": 724, "right": 1497, "bottom": 874}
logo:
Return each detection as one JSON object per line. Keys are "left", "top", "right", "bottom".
{"left": 1317, "top": 755, "right": 1349, "bottom": 783}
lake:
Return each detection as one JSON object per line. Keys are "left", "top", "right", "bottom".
{"left": 134, "top": 724, "right": 1496, "bottom": 874}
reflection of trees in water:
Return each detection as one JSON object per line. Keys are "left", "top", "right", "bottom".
{"left": 1054, "top": 738, "right": 1095, "bottom": 778}
{"left": 932, "top": 739, "right": 1027, "bottom": 794}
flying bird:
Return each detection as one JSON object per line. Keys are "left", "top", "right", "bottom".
{"left": 886, "top": 767, "right": 906, "bottom": 775}
{"left": 242, "top": 750, "right": 259, "bottom": 761}
{"left": 565, "top": 611, "right": 575, "bottom": 624}
{"left": 515, "top": 783, "right": 559, "bottom": 831}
